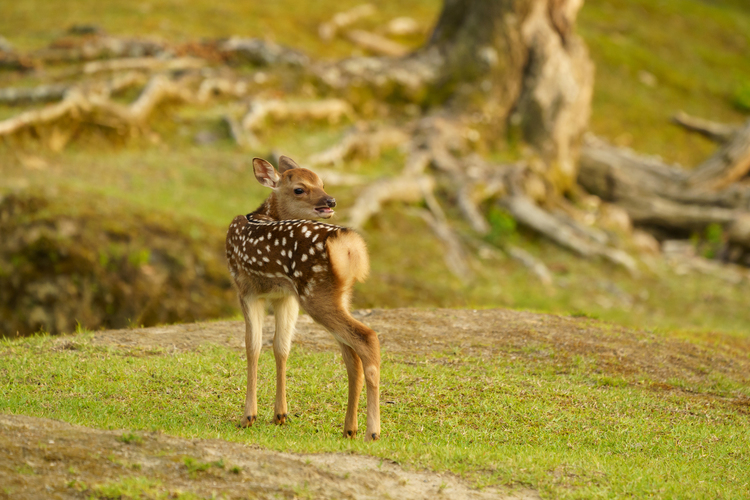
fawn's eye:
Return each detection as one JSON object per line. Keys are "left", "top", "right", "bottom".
{"left": 294, "top": 188, "right": 304, "bottom": 195}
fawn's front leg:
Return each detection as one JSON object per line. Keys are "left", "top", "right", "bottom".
{"left": 241, "top": 296, "right": 265, "bottom": 427}
{"left": 271, "top": 295, "right": 298, "bottom": 425}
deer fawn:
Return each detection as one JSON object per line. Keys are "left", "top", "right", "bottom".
{"left": 226, "top": 155, "right": 381, "bottom": 440}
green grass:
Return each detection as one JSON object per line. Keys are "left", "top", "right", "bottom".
{"left": 1, "top": 335, "right": 748, "bottom": 498}
{"left": 580, "top": 0, "right": 750, "bottom": 165}
{"left": 0, "top": 0, "right": 439, "bottom": 55}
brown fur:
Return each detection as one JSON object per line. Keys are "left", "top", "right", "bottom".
{"left": 226, "top": 156, "right": 381, "bottom": 440}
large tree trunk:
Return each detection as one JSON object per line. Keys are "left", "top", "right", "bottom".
{"left": 424, "top": 0, "right": 594, "bottom": 194}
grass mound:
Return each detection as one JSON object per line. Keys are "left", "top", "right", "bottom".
{"left": 0, "top": 190, "right": 235, "bottom": 337}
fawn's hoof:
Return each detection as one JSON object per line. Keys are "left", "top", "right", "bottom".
{"left": 344, "top": 429, "right": 357, "bottom": 439}
{"left": 273, "top": 413, "right": 288, "bottom": 425}
{"left": 240, "top": 415, "right": 257, "bottom": 428}
{"left": 366, "top": 432, "right": 380, "bottom": 442}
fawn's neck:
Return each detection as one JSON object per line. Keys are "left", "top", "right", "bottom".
{"left": 250, "top": 193, "right": 280, "bottom": 220}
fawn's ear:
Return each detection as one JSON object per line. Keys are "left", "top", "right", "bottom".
{"left": 253, "top": 158, "right": 280, "bottom": 188}
{"left": 278, "top": 155, "right": 301, "bottom": 174}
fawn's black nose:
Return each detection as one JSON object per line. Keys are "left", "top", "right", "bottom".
{"left": 326, "top": 198, "right": 337, "bottom": 208}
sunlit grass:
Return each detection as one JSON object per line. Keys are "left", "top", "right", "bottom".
{"left": 1, "top": 335, "right": 748, "bottom": 498}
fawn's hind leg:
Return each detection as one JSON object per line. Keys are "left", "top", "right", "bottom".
{"left": 271, "top": 295, "right": 298, "bottom": 425}
{"left": 339, "top": 341, "right": 364, "bottom": 438}
{"left": 240, "top": 295, "right": 265, "bottom": 427}
{"left": 305, "top": 302, "right": 381, "bottom": 441}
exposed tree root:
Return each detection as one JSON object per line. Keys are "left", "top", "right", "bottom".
{"left": 672, "top": 111, "right": 739, "bottom": 144}
{"left": 3, "top": 20, "right": 748, "bottom": 283}
{"left": 241, "top": 99, "right": 355, "bottom": 132}
{"left": 0, "top": 74, "right": 191, "bottom": 138}
{"left": 307, "top": 124, "right": 409, "bottom": 166}
{"left": 81, "top": 56, "right": 206, "bottom": 75}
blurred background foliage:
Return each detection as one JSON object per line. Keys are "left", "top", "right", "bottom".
{"left": 1, "top": 0, "right": 749, "bottom": 336}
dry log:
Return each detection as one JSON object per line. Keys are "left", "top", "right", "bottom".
{"left": 672, "top": 111, "right": 738, "bottom": 143}
{"left": 687, "top": 119, "right": 750, "bottom": 190}
{"left": 241, "top": 99, "right": 354, "bottom": 132}
{"left": 579, "top": 136, "right": 749, "bottom": 232}
{"left": 319, "top": 4, "right": 377, "bottom": 41}
{"left": 345, "top": 30, "right": 410, "bottom": 57}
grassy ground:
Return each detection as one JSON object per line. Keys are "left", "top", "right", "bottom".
{"left": 2, "top": 325, "right": 748, "bottom": 499}
{"left": 2, "top": 2, "right": 750, "bottom": 498}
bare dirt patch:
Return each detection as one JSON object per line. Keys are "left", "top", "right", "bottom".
{"left": 0, "top": 414, "right": 535, "bottom": 500}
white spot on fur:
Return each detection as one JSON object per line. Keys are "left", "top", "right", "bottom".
{"left": 274, "top": 239, "right": 279, "bottom": 246}
{"left": 309, "top": 247, "right": 315, "bottom": 255}
{"left": 262, "top": 257, "right": 270, "bottom": 263}
{"left": 281, "top": 249, "right": 286, "bottom": 257}
{"left": 312, "top": 234, "right": 319, "bottom": 243}
{"left": 312, "top": 265, "right": 325, "bottom": 273}
{"left": 315, "top": 242, "right": 324, "bottom": 252}
{"left": 283, "top": 265, "right": 289, "bottom": 273}
{"left": 282, "top": 237, "right": 286, "bottom": 246}
{"left": 301, "top": 254, "right": 308, "bottom": 262}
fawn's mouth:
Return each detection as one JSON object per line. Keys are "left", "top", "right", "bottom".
{"left": 315, "top": 207, "right": 334, "bottom": 217}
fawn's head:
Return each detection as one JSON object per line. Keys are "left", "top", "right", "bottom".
{"left": 253, "top": 156, "right": 336, "bottom": 220}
